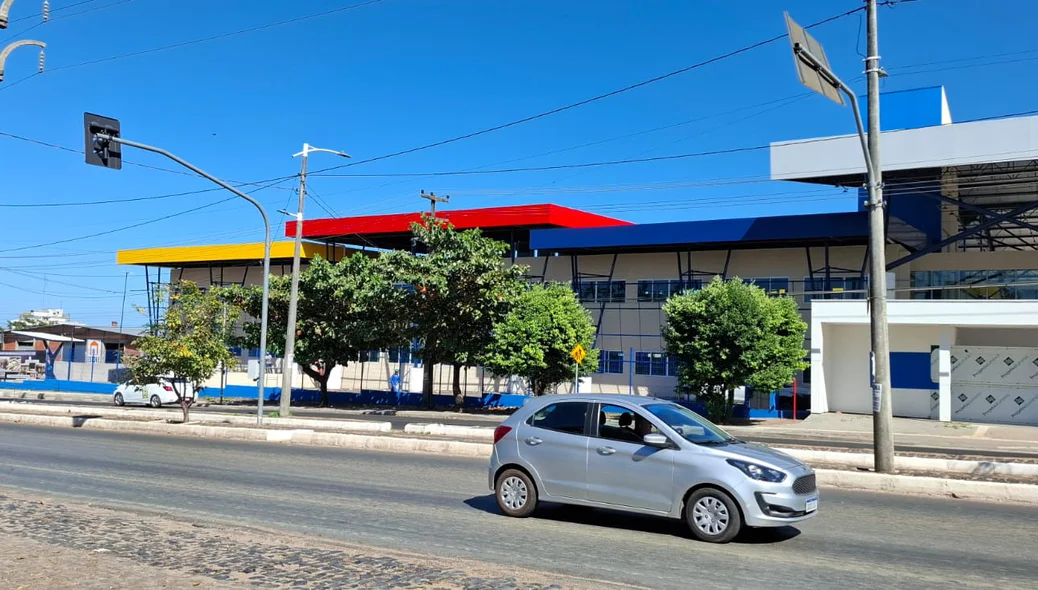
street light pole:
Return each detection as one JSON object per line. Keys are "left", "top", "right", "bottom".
{"left": 279, "top": 143, "right": 349, "bottom": 416}
{"left": 92, "top": 133, "right": 273, "bottom": 425}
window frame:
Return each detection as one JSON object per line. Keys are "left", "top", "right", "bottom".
{"left": 597, "top": 350, "right": 624, "bottom": 374}
{"left": 526, "top": 401, "right": 592, "bottom": 436}
{"left": 592, "top": 402, "right": 675, "bottom": 446}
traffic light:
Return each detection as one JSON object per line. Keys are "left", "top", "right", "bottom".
{"left": 83, "top": 112, "right": 122, "bottom": 170}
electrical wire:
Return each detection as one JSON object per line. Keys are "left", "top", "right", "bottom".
{"left": 45, "top": 0, "right": 386, "bottom": 73}
{"left": 305, "top": 6, "right": 866, "bottom": 176}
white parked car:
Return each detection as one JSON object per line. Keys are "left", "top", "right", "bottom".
{"left": 113, "top": 379, "right": 193, "bottom": 408}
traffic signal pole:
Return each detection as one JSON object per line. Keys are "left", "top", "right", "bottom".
{"left": 91, "top": 133, "right": 273, "bottom": 425}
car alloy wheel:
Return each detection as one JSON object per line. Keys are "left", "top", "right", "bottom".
{"left": 114, "top": 393, "right": 124, "bottom": 406}
{"left": 150, "top": 395, "right": 162, "bottom": 408}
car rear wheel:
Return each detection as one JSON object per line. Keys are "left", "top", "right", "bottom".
{"left": 149, "top": 395, "right": 162, "bottom": 408}
{"left": 495, "top": 469, "right": 537, "bottom": 518}
{"left": 113, "top": 393, "right": 124, "bottom": 406}
{"left": 686, "top": 487, "right": 742, "bottom": 543}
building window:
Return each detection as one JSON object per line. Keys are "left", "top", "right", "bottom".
{"left": 387, "top": 348, "right": 411, "bottom": 364}
{"left": 360, "top": 350, "right": 381, "bottom": 362}
{"left": 743, "top": 277, "right": 790, "bottom": 296}
{"left": 667, "top": 354, "right": 682, "bottom": 377}
{"left": 804, "top": 276, "right": 867, "bottom": 303}
{"left": 636, "top": 279, "right": 704, "bottom": 302}
{"left": 575, "top": 280, "right": 626, "bottom": 303}
{"left": 635, "top": 352, "right": 668, "bottom": 376}
{"left": 598, "top": 350, "right": 624, "bottom": 374}
{"left": 911, "top": 269, "right": 1038, "bottom": 300}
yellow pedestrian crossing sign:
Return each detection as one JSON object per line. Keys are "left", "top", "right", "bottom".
{"left": 570, "top": 344, "right": 587, "bottom": 364}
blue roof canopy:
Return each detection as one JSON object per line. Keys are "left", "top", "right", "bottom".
{"left": 529, "top": 211, "right": 874, "bottom": 254}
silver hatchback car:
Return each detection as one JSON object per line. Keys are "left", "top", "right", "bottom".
{"left": 489, "top": 394, "right": 818, "bottom": 543}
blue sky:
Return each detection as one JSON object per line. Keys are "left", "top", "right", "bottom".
{"left": 0, "top": 0, "right": 1036, "bottom": 326}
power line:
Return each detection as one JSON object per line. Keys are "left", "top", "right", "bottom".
{"left": 0, "top": 130, "right": 299, "bottom": 194}
{"left": 45, "top": 0, "right": 386, "bottom": 73}
{"left": 305, "top": 6, "right": 866, "bottom": 176}
{"left": 0, "top": 177, "right": 295, "bottom": 254}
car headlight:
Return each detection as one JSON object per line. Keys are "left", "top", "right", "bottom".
{"left": 726, "top": 459, "right": 786, "bottom": 483}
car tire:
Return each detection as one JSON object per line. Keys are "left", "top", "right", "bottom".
{"left": 495, "top": 469, "right": 537, "bottom": 518}
{"left": 685, "top": 487, "right": 742, "bottom": 544}
{"left": 149, "top": 395, "right": 162, "bottom": 408}
{"left": 114, "top": 393, "right": 124, "bottom": 406}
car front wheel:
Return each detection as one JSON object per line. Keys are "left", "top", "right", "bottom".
{"left": 113, "top": 393, "right": 124, "bottom": 406}
{"left": 686, "top": 487, "right": 742, "bottom": 543}
{"left": 495, "top": 469, "right": 537, "bottom": 518}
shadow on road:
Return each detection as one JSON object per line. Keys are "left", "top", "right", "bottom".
{"left": 464, "top": 495, "right": 800, "bottom": 544}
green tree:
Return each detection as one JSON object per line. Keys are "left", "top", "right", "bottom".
{"left": 482, "top": 283, "right": 598, "bottom": 395}
{"left": 126, "top": 282, "right": 238, "bottom": 423}
{"left": 386, "top": 216, "right": 527, "bottom": 408}
{"left": 662, "top": 277, "right": 808, "bottom": 422}
{"left": 223, "top": 255, "right": 408, "bottom": 408}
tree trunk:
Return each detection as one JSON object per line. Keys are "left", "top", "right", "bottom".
{"left": 172, "top": 381, "right": 190, "bottom": 423}
{"left": 452, "top": 363, "right": 464, "bottom": 410}
{"left": 725, "top": 385, "right": 736, "bottom": 424}
{"left": 422, "top": 362, "right": 435, "bottom": 409}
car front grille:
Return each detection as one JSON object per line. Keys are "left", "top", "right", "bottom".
{"left": 792, "top": 474, "right": 816, "bottom": 495}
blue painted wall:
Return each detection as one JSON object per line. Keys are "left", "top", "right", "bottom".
{"left": 890, "top": 352, "right": 938, "bottom": 390}
{"left": 859, "top": 86, "right": 949, "bottom": 131}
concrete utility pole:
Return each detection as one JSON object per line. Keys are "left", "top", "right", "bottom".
{"left": 420, "top": 190, "right": 449, "bottom": 216}
{"left": 865, "top": 0, "right": 894, "bottom": 473}
{"left": 279, "top": 143, "right": 349, "bottom": 416}
{"left": 784, "top": 5, "right": 893, "bottom": 472}
{"left": 0, "top": 39, "right": 45, "bottom": 82}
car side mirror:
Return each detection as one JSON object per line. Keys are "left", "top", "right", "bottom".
{"left": 643, "top": 433, "right": 670, "bottom": 448}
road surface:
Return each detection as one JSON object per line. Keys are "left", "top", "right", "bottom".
{"left": 1, "top": 423, "right": 1035, "bottom": 589}
{"left": 4, "top": 396, "right": 1037, "bottom": 460}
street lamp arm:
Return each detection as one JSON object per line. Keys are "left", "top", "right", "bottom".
{"left": 0, "top": 39, "right": 45, "bottom": 81}
{"left": 0, "top": 0, "right": 16, "bottom": 28}
{"left": 293, "top": 145, "right": 351, "bottom": 159}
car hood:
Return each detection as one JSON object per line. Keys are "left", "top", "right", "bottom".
{"left": 714, "top": 441, "right": 806, "bottom": 470}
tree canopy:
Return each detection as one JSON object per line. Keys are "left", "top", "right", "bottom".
{"left": 384, "top": 216, "right": 528, "bottom": 407}
{"left": 127, "top": 282, "right": 238, "bottom": 422}
{"left": 482, "top": 283, "right": 598, "bottom": 395}
{"left": 222, "top": 255, "right": 407, "bottom": 407}
{"left": 663, "top": 277, "right": 808, "bottom": 422}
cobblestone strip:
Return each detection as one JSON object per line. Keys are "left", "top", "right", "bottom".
{"left": 0, "top": 492, "right": 585, "bottom": 590}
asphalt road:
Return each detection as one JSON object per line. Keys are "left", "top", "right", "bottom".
{"left": 1, "top": 424, "right": 1035, "bottom": 589}
{"left": 5, "top": 397, "right": 1037, "bottom": 460}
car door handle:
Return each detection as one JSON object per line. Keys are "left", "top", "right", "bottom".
{"left": 597, "top": 446, "right": 616, "bottom": 456}
{"left": 524, "top": 437, "right": 542, "bottom": 446}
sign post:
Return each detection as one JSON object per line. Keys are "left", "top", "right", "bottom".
{"left": 569, "top": 344, "right": 587, "bottom": 394}
{"left": 86, "top": 339, "right": 105, "bottom": 383}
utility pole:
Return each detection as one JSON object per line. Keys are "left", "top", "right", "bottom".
{"left": 279, "top": 143, "right": 349, "bottom": 416}
{"left": 114, "top": 271, "right": 128, "bottom": 375}
{"left": 865, "top": 0, "right": 894, "bottom": 473}
{"left": 784, "top": 7, "right": 893, "bottom": 472}
{"left": 420, "top": 190, "right": 449, "bottom": 216}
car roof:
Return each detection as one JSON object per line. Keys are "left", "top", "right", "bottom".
{"left": 526, "top": 394, "right": 671, "bottom": 407}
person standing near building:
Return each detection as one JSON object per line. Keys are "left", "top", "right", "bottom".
{"left": 390, "top": 370, "right": 402, "bottom": 406}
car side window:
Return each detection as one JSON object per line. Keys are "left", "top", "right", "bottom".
{"left": 597, "top": 404, "right": 659, "bottom": 444}
{"left": 527, "top": 402, "right": 589, "bottom": 435}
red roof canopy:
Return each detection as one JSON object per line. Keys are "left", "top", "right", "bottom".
{"left": 288, "top": 204, "right": 630, "bottom": 249}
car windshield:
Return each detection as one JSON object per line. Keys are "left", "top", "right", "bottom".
{"left": 644, "top": 403, "right": 734, "bottom": 445}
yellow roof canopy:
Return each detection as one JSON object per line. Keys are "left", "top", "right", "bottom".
{"left": 117, "top": 242, "right": 349, "bottom": 268}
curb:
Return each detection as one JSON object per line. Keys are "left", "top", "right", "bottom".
{"left": 778, "top": 447, "right": 1038, "bottom": 480}
{"left": 0, "top": 412, "right": 488, "bottom": 457}
{"left": 403, "top": 423, "right": 495, "bottom": 439}
{"left": 0, "top": 402, "right": 392, "bottom": 433}
{"left": 816, "top": 469, "right": 1038, "bottom": 504}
